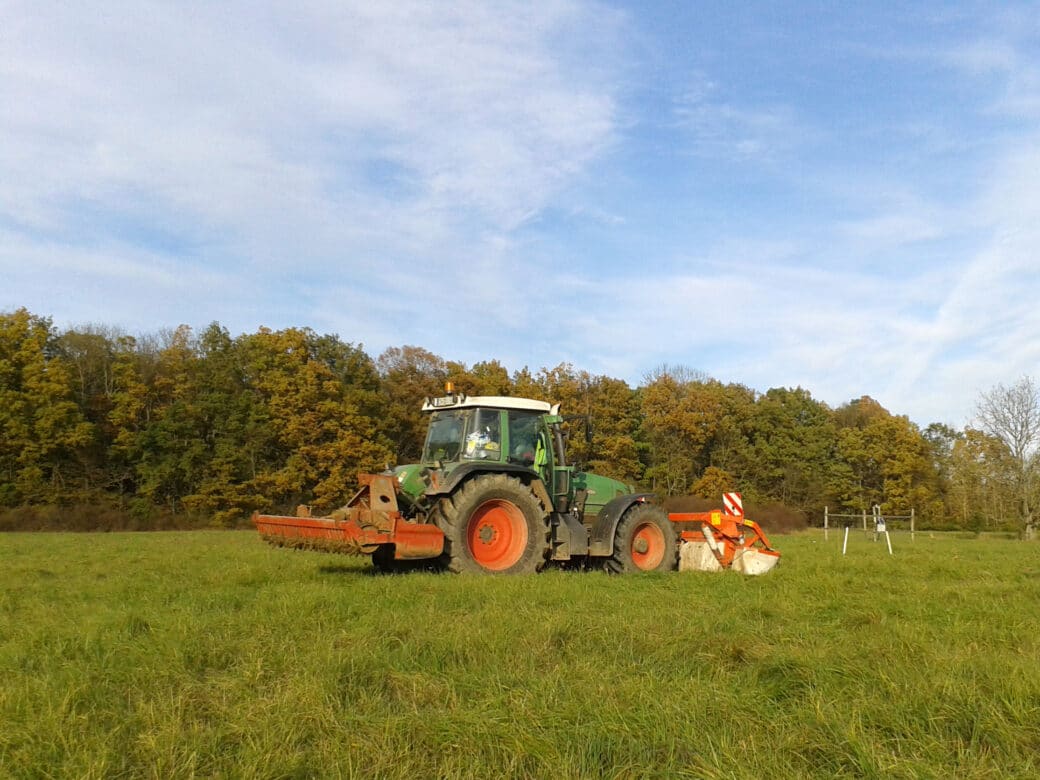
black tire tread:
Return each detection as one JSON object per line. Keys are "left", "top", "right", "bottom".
{"left": 433, "top": 473, "right": 549, "bottom": 574}
{"left": 605, "top": 503, "right": 678, "bottom": 574}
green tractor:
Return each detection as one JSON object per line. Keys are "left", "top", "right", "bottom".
{"left": 254, "top": 390, "right": 678, "bottom": 574}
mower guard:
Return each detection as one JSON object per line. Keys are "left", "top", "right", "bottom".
{"left": 670, "top": 510, "right": 781, "bottom": 575}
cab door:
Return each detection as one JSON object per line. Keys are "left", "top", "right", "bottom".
{"left": 506, "top": 410, "right": 552, "bottom": 481}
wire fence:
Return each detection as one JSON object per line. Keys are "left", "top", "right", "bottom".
{"left": 822, "top": 505, "right": 916, "bottom": 542}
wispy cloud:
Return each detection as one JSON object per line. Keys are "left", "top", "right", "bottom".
{"left": 1, "top": 1, "right": 626, "bottom": 302}
{"left": 3, "top": 1, "right": 1040, "bottom": 430}
{"left": 669, "top": 75, "right": 804, "bottom": 162}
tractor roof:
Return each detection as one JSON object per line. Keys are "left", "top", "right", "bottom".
{"left": 421, "top": 394, "right": 560, "bottom": 415}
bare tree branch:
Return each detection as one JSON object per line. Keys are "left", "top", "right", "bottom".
{"left": 975, "top": 376, "right": 1040, "bottom": 539}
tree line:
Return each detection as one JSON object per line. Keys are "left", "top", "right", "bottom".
{"left": 2, "top": 308, "right": 1037, "bottom": 535}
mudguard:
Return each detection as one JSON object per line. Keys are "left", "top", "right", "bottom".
{"left": 588, "top": 493, "right": 656, "bottom": 556}
{"left": 423, "top": 461, "right": 540, "bottom": 497}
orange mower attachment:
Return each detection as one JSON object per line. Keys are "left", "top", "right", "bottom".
{"left": 252, "top": 473, "right": 444, "bottom": 561}
{"left": 669, "top": 510, "right": 781, "bottom": 575}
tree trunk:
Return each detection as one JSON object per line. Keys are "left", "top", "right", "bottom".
{"left": 1023, "top": 488, "right": 1034, "bottom": 541}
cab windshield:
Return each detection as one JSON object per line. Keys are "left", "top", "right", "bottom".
{"left": 422, "top": 410, "right": 469, "bottom": 463}
{"left": 422, "top": 408, "right": 505, "bottom": 464}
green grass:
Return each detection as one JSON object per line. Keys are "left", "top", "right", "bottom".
{"left": 2, "top": 530, "right": 1039, "bottom": 779}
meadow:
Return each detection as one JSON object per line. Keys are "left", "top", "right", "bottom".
{"left": 1, "top": 529, "right": 1038, "bottom": 779}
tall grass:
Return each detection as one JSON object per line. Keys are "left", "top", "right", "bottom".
{"left": 2, "top": 531, "right": 1039, "bottom": 778}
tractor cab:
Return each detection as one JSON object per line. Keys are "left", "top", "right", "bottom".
{"left": 416, "top": 393, "right": 561, "bottom": 486}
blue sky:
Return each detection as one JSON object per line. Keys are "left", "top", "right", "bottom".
{"left": 2, "top": 2, "right": 1039, "bottom": 427}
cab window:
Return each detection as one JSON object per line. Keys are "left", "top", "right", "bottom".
{"left": 463, "top": 409, "right": 502, "bottom": 460}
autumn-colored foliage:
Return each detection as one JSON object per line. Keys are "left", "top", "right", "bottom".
{"left": 0, "top": 308, "right": 1032, "bottom": 533}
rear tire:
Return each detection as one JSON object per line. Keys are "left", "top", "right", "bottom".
{"left": 606, "top": 503, "right": 677, "bottom": 573}
{"left": 433, "top": 474, "right": 548, "bottom": 574}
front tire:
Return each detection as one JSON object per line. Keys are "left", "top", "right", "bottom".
{"left": 433, "top": 474, "right": 548, "bottom": 574}
{"left": 606, "top": 503, "right": 678, "bottom": 573}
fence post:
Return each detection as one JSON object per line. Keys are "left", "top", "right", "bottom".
{"left": 824, "top": 506, "right": 829, "bottom": 541}
{"left": 862, "top": 509, "right": 867, "bottom": 533}
{"left": 911, "top": 507, "right": 915, "bottom": 542}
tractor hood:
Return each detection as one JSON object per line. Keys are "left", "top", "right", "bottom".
{"left": 573, "top": 470, "right": 633, "bottom": 517}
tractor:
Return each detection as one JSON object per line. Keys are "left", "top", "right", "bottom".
{"left": 253, "top": 389, "right": 779, "bottom": 574}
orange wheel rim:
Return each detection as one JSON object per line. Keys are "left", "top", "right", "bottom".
{"left": 631, "top": 522, "right": 666, "bottom": 570}
{"left": 466, "top": 499, "right": 528, "bottom": 571}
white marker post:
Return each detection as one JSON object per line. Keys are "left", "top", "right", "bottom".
{"left": 873, "top": 505, "right": 893, "bottom": 555}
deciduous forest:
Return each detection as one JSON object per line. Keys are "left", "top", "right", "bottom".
{"left": 0, "top": 308, "right": 1033, "bottom": 534}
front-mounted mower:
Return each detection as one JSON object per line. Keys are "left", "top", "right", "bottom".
{"left": 253, "top": 390, "right": 780, "bottom": 574}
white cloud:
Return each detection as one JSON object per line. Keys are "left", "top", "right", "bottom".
{"left": 670, "top": 81, "right": 804, "bottom": 162}
{"left": 837, "top": 213, "right": 944, "bottom": 247}
{"left": 943, "top": 39, "right": 1019, "bottom": 74}
{"left": 3, "top": 1, "right": 1040, "bottom": 434}
{"left": 0, "top": 1, "right": 625, "bottom": 290}
{"left": 516, "top": 118, "right": 1040, "bottom": 428}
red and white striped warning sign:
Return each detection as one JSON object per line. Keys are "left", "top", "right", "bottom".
{"left": 723, "top": 492, "right": 743, "bottom": 517}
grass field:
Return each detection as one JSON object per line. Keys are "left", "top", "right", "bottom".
{"left": 2, "top": 529, "right": 1039, "bottom": 779}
